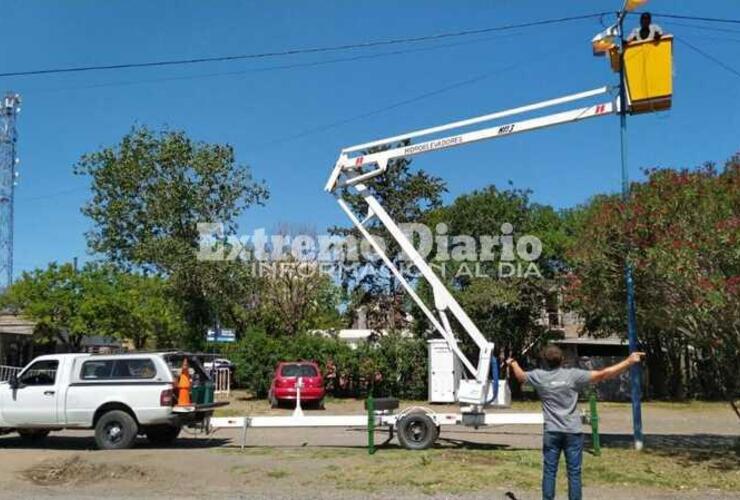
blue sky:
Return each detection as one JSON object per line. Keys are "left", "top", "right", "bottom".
{"left": 1, "top": 1, "right": 738, "bottom": 276}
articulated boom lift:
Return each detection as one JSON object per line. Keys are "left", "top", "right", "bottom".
{"left": 208, "top": 0, "right": 676, "bottom": 446}
{"left": 210, "top": 6, "right": 673, "bottom": 448}
{"left": 325, "top": 86, "right": 618, "bottom": 410}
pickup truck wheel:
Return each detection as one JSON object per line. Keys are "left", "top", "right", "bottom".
{"left": 145, "top": 425, "right": 181, "bottom": 445}
{"left": 397, "top": 412, "right": 439, "bottom": 451}
{"left": 95, "top": 410, "right": 138, "bottom": 450}
{"left": 18, "top": 429, "right": 50, "bottom": 442}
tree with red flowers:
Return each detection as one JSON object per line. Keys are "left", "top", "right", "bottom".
{"left": 566, "top": 155, "right": 739, "bottom": 415}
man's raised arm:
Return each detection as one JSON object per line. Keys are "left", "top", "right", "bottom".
{"left": 506, "top": 358, "right": 528, "bottom": 384}
{"left": 589, "top": 352, "right": 646, "bottom": 383}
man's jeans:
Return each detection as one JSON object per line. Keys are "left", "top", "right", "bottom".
{"left": 542, "top": 431, "right": 583, "bottom": 500}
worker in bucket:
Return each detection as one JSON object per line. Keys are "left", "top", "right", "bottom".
{"left": 628, "top": 12, "right": 663, "bottom": 42}
{"left": 507, "top": 346, "right": 645, "bottom": 500}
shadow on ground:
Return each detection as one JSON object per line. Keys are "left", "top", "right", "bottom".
{"left": 0, "top": 434, "right": 229, "bottom": 451}
{"left": 591, "top": 432, "right": 740, "bottom": 470}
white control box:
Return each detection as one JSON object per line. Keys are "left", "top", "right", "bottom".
{"left": 428, "top": 338, "right": 462, "bottom": 403}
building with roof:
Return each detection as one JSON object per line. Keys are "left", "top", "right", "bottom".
{"left": 0, "top": 312, "right": 36, "bottom": 366}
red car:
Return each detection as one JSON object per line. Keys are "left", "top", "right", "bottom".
{"left": 268, "top": 361, "right": 325, "bottom": 409}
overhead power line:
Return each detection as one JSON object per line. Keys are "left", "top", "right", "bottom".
{"left": 25, "top": 30, "right": 531, "bottom": 94}
{"left": 258, "top": 42, "right": 576, "bottom": 149}
{"left": 675, "top": 35, "right": 740, "bottom": 80}
{"left": 648, "top": 12, "right": 740, "bottom": 25}
{"left": 667, "top": 21, "right": 740, "bottom": 35}
{"left": 2, "top": 11, "right": 736, "bottom": 81}
{"left": 0, "top": 12, "right": 607, "bottom": 79}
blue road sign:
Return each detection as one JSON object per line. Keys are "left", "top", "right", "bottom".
{"left": 206, "top": 328, "right": 236, "bottom": 343}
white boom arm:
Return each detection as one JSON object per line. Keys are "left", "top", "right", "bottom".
{"left": 326, "top": 87, "right": 618, "bottom": 407}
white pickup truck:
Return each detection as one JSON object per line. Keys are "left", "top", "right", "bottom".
{"left": 0, "top": 352, "right": 224, "bottom": 449}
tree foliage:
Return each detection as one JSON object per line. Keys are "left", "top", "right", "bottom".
{"left": 109, "top": 272, "right": 187, "bottom": 349}
{"left": 566, "top": 156, "right": 739, "bottom": 411}
{"left": 2, "top": 262, "right": 186, "bottom": 350}
{"left": 330, "top": 142, "right": 446, "bottom": 330}
{"left": 220, "top": 329, "right": 427, "bottom": 399}
{"left": 256, "top": 261, "right": 345, "bottom": 336}
{"left": 422, "top": 185, "right": 570, "bottom": 357}
{"left": 74, "top": 127, "right": 268, "bottom": 345}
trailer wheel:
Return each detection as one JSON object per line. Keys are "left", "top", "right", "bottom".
{"left": 94, "top": 410, "right": 138, "bottom": 450}
{"left": 397, "top": 412, "right": 438, "bottom": 450}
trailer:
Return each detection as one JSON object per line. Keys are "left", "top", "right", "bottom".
{"left": 211, "top": 404, "right": 544, "bottom": 451}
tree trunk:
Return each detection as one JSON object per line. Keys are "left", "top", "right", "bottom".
{"left": 669, "top": 350, "right": 686, "bottom": 400}
{"left": 646, "top": 338, "right": 668, "bottom": 399}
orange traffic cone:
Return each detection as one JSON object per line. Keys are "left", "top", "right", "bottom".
{"left": 176, "top": 358, "right": 192, "bottom": 406}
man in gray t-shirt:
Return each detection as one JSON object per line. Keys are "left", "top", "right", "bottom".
{"left": 508, "top": 345, "right": 644, "bottom": 500}
{"left": 525, "top": 366, "right": 592, "bottom": 434}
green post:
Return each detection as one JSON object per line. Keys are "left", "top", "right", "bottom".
{"left": 367, "top": 394, "right": 375, "bottom": 455}
{"left": 589, "top": 391, "right": 601, "bottom": 456}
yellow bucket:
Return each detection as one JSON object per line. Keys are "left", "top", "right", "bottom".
{"left": 623, "top": 35, "right": 673, "bottom": 114}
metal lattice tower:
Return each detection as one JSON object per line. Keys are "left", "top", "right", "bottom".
{"left": 0, "top": 92, "right": 20, "bottom": 290}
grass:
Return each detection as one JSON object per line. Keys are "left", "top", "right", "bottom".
{"left": 265, "top": 469, "right": 290, "bottom": 479}
{"left": 225, "top": 445, "right": 740, "bottom": 495}
{"left": 635, "top": 400, "right": 732, "bottom": 411}
{"left": 212, "top": 391, "right": 738, "bottom": 493}
{"left": 212, "top": 407, "right": 244, "bottom": 417}
{"left": 330, "top": 447, "right": 740, "bottom": 494}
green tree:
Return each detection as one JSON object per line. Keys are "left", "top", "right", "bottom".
{"left": 109, "top": 272, "right": 187, "bottom": 349}
{"left": 220, "top": 328, "right": 427, "bottom": 399}
{"left": 1, "top": 262, "right": 103, "bottom": 349}
{"left": 1, "top": 262, "right": 186, "bottom": 350}
{"left": 74, "top": 127, "right": 268, "bottom": 345}
{"left": 422, "top": 185, "right": 569, "bottom": 359}
{"left": 256, "top": 261, "right": 345, "bottom": 336}
{"left": 330, "top": 141, "right": 446, "bottom": 330}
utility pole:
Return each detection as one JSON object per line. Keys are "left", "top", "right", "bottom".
{"left": 0, "top": 93, "right": 20, "bottom": 291}
{"left": 617, "top": 9, "right": 644, "bottom": 451}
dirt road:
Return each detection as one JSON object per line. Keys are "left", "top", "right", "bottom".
{"left": 0, "top": 400, "right": 737, "bottom": 499}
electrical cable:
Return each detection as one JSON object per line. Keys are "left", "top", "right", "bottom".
{"left": 2, "top": 11, "right": 738, "bottom": 82}
{"left": 675, "top": 35, "right": 740, "bottom": 79}
{"left": 257, "top": 42, "right": 573, "bottom": 149}
{"left": 22, "top": 30, "right": 532, "bottom": 94}
{"left": 666, "top": 21, "right": 740, "bottom": 34}
{"left": 647, "top": 12, "right": 740, "bottom": 25}
{"left": 0, "top": 12, "right": 607, "bottom": 79}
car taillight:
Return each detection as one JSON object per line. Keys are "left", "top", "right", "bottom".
{"left": 160, "top": 387, "right": 174, "bottom": 406}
